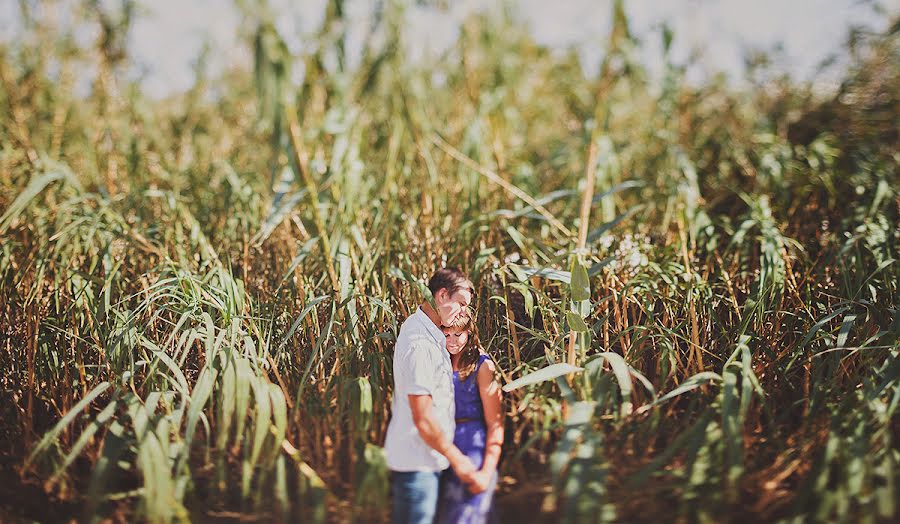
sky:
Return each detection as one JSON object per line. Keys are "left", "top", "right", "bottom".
{"left": 1, "top": 0, "right": 897, "bottom": 98}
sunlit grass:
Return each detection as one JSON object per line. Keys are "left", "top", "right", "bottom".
{"left": 0, "top": 1, "right": 897, "bottom": 522}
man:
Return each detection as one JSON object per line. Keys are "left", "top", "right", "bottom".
{"left": 385, "top": 267, "right": 480, "bottom": 524}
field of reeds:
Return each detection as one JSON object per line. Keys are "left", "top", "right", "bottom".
{"left": 0, "top": 1, "right": 898, "bottom": 522}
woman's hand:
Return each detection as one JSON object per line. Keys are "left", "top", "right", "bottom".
{"left": 466, "top": 468, "right": 493, "bottom": 494}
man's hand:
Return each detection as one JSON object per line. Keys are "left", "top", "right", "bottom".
{"left": 465, "top": 469, "right": 492, "bottom": 494}
{"left": 449, "top": 454, "right": 478, "bottom": 487}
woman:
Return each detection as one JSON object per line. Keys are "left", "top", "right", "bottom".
{"left": 436, "top": 312, "right": 503, "bottom": 524}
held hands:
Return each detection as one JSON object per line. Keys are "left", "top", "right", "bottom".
{"left": 465, "top": 468, "right": 493, "bottom": 494}
{"left": 450, "top": 454, "right": 478, "bottom": 487}
{"left": 448, "top": 449, "right": 492, "bottom": 494}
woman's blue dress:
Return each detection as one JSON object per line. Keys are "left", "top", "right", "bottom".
{"left": 436, "top": 353, "right": 497, "bottom": 524}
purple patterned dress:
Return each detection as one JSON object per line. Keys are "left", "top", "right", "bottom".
{"left": 436, "top": 353, "right": 497, "bottom": 524}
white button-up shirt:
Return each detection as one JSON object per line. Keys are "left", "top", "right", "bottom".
{"left": 384, "top": 307, "right": 455, "bottom": 472}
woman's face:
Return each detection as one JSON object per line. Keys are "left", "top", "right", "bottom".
{"left": 442, "top": 325, "right": 469, "bottom": 355}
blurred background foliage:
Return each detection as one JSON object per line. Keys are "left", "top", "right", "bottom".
{"left": 0, "top": 0, "right": 897, "bottom": 522}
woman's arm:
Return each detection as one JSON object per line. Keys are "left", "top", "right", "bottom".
{"left": 477, "top": 358, "right": 504, "bottom": 475}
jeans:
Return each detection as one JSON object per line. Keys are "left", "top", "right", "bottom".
{"left": 391, "top": 470, "right": 441, "bottom": 524}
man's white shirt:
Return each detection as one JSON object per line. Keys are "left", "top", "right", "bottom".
{"left": 384, "top": 307, "right": 455, "bottom": 472}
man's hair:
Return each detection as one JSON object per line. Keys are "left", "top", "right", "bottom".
{"left": 427, "top": 267, "right": 474, "bottom": 297}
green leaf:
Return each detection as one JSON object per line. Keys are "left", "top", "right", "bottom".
{"left": 570, "top": 259, "right": 591, "bottom": 302}
{"left": 0, "top": 165, "right": 69, "bottom": 234}
{"left": 586, "top": 205, "right": 643, "bottom": 243}
{"left": 566, "top": 311, "right": 589, "bottom": 333}
{"left": 27, "top": 382, "right": 111, "bottom": 466}
{"left": 588, "top": 352, "right": 633, "bottom": 414}
{"left": 510, "top": 264, "right": 571, "bottom": 283}
{"left": 502, "top": 363, "right": 584, "bottom": 392}
{"left": 637, "top": 372, "right": 723, "bottom": 413}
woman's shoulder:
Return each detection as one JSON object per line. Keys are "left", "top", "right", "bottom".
{"left": 476, "top": 352, "right": 496, "bottom": 373}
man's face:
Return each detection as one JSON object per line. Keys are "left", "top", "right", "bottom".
{"left": 434, "top": 287, "right": 472, "bottom": 327}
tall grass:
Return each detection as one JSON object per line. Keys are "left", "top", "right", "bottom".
{"left": 1, "top": 1, "right": 897, "bottom": 522}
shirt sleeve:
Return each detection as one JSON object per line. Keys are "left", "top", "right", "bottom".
{"left": 402, "top": 338, "right": 436, "bottom": 396}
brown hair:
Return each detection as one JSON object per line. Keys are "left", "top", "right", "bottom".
{"left": 444, "top": 311, "right": 485, "bottom": 382}
{"left": 428, "top": 267, "right": 474, "bottom": 298}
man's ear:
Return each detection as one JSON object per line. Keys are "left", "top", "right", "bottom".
{"left": 424, "top": 286, "right": 438, "bottom": 310}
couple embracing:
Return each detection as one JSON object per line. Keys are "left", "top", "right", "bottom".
{"left": 384, "top": 268, "right": 504, "bottom": 524}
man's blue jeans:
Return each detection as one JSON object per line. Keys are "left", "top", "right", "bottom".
{"left": 391, "top": 470, "right": 441, "bottom": 524}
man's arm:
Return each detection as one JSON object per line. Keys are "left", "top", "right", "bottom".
{"left": 408, "top": 394, "right": 478, "bottom": 486}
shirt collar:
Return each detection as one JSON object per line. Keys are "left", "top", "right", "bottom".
{"left": 416, "top": 306, "right": 446, "bottom": 349}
